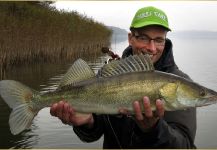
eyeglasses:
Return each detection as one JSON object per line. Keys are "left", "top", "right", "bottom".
{"left": 132, "top": 33, "right": 166, "bottom": 46}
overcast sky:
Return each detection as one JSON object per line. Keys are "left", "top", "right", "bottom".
{"left": 54, "top": 1, "right": 217, "bottom": 32}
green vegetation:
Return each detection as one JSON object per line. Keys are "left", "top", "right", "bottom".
{"left": 0, "top": 1, "right": 112, "bottom": 74}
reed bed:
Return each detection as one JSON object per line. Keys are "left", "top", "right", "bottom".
{"left": 0, "top": 2, "right": 112, "bottom": 75}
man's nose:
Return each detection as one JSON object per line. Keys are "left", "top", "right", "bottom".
{"left": 146, "top": 40, "right": 157, "bottom": 54}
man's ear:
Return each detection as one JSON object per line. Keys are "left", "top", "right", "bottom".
{"left": 128, "top": 32, "right": 133, "bottom": 46}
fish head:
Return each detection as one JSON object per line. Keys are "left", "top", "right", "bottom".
{"left": 177, "top": 81, "right": 217, "bottom": 107}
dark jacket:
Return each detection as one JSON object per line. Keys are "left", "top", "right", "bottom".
{"left": 73, "top": 39, "right": 197, "bottom": 149}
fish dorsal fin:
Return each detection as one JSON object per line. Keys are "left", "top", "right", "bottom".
{"left": 58, "top": 58, "right": 95, "bottom": 88}
{"left": 101, "top": 54, "right": 154, "bottom": 77}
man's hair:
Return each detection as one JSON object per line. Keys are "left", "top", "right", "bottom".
{"left": 130, "top": 25, "right": 169, "bottom": 34}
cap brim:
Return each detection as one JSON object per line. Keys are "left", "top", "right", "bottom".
{"left": 131, "top": 21, "right": 171, "bottom": 31}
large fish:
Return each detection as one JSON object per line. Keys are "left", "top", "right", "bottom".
{"left": 0, "top": 54, "right": 217, "bottom": 135}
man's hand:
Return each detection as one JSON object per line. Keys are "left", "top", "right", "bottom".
{"left": 133, "top": 96, "right": 164, "bottom": 132}
{"left": 50, "top": 101, "right": 94, "bottom": 128}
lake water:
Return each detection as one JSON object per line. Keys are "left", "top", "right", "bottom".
{"left": 1, "top": 33, "right": 217, "bottom": 148}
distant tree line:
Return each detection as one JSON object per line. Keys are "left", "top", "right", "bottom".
{"left": 0, "top": 1, "right": 112, "bottom": 74}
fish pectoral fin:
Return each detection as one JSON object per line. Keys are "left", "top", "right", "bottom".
{"left": 58, "top": 59, "right": 95, "bottom": 89}
{"left": 159, "top": 83, "right": 178, "bottom": 103}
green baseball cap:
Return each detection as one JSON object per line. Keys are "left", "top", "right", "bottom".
{"left": 130, "top": 6, "right": 171, "bottom": 31}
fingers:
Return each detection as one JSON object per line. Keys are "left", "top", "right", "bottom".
{"left": 50, "top": 101, "right": 94, "bottom": 127}
{"left": 133, "top": 101, "right": 144, "bottom": 121}
{"left": 119, "top": 107, "right": 130, "bottom": 116}
{"left": 132, "top": 97, "right": 165, "bottom": 131}
{"left": 50, "top": 103, "right": 58, "bottom": 116}
{"left": 155, "top": 99, "right": 164, "bottom": 117}
{"left": 50, "top": 100, "right": 74, "bottom": 124}
{"left": 133, "top": 97, "right": 164, "bottom": 118}
{"left": 56, "top": 101, "right": 65, "bottom": 119}
{"left": 143, "top": 97, "right": 153, "bottom": 118}
{"left": 62, "top": 102, "right": 71, "bottom": 124}
{"left": 133, "top": 96, "right": 153, "bottom": 121}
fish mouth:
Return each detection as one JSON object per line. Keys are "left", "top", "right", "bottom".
{"left": 197, "top": 96, "right": 217, "bottom": 107}
{"left": 207, "top": 95, "right": 217, "bottom": 102}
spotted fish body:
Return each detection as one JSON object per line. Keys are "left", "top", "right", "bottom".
{"left": 0, "top": 54, "right": 217, "bottom": 135}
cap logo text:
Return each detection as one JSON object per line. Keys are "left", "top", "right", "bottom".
{"left": 136, "top": 11, "right": 167, "bottom": 21}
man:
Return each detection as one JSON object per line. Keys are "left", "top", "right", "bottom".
{"left": 50, "top": 6, "right": 196, "bottom": 148}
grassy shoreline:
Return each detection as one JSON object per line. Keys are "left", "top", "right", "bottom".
{"left": 0, "top": 2, "right": 112, "bottom": 74}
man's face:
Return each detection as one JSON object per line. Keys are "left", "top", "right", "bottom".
{"left": 128, "top": 26, "right": 167, "bottom": 63}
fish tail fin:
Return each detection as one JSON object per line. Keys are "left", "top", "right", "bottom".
{"left": 0, "top": 80, "right": 41, "bottom": 135}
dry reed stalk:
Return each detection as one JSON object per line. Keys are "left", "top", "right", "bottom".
{"left": 0, "top": 2, "right": 112, "bottom": 72}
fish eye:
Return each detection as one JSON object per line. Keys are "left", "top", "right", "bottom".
{"left": 199, "top": 89, "right": 206, "bottom": 96}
